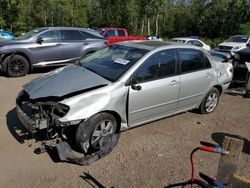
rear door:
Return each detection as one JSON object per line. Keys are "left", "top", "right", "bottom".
{"left": 128, "top": 49, "right": 180, "bottom": 126}
{"left": 177, "top": 48, "right": 214, "bottom": 110}
{"left": 61, "top": 30, "right": 86, "bottom": 61}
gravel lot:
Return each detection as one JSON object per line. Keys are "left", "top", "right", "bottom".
{"left": 0, "top": 70, "right": 250, "bottom": 188}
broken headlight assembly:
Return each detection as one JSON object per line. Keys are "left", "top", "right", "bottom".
{"left": 60, "top": 119, "right": 82, "bottom": 126}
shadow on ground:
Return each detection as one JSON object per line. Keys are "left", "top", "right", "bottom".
{"left": 6, "top": 107, "right": 62, "bottom": 163}
{"left": 80, "top": 172, "right": 109, "bottom": 188}
{"left": 211, "top": 132, "right": 250, "bottom": 155}
{"left": 6, "top": 107, "right": 34, "bottom": 144}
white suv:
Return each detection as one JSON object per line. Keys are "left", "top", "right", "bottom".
{"left": 217, "top": 35, "right": 250, "bottom": 55}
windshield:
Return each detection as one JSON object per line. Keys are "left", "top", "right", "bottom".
{"left": 15, "top": 29, "right": 45, "bottom": 40}
{"left": 226, "top": 36, "right": 249, "bottom": 43}
{"left": 79, "top": 44, "right": 149, "bottom": 82}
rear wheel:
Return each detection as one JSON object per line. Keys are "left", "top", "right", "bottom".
{"left": 199, "top": 87, "right": 220, "bottom": 114}
{"left": 75, "top": 112, "right": 117, "bottom": 154}
{"left": 4, "top": 55, "right": 29, "bottom": 77}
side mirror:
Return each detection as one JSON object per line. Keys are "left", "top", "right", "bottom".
{"left": 246, "top": 43, "right": 250, "bottom": 47}
{"left": 130, "top": 76, "right": 142, "bottom": 91}
{"left": 36, "top": 37, "right": 44, "bottom": 44}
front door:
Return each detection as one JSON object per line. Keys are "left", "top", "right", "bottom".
{"left": 128, "top": 49, "right": 180, "bottom": 126}
{"left": 61, "top": 30, "right": 86, "bottom": 61}
{"left": 29, "top": 30, "right": 64, "bottom": 66}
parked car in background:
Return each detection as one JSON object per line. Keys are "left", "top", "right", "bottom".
{"left": 0, "top": 30, "right": 15, "bottom": 40}
{"left": 96, "top": 28, "right": 146, "bottom": 45}
{"left": 216, "top": 35, "right": 250, "bottom": 55}
{"left": 171, "top": 37, "right": 211, "bottom": 51}
{"left": 16, "top": 41, "right": 232, "bottom": 160}
{"left": 229, "top": 47, "right": 250, "bottom": 97}
{"left": 0, "top": 27, "right": 107, "bottom": 77}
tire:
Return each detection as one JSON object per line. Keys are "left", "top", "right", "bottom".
{"left": 199, "top": 87, "right": 220, "bottom": 114}
{"left": 4, "top": 55, "right": 30, "bottom": 77}
{"left": 75, "top": 112, "right": 117, "bottom": 154}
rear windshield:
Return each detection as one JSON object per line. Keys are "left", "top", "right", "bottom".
{"left": 79, "top": 44, "right": 149, "bottom": 82}
{"left": 226, "top": 36, "right": 249, "bottom": 43}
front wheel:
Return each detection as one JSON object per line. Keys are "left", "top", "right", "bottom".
{"left": 199, "top": 87, "right": 220, "bottom": 114}
{"left": 4, "top": 55, "right": 30, "bottom": 77}
{"left": 75, "top": 112, "right": 117, "bottom": 154}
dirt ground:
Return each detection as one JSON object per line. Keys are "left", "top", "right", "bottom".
{"left": 0, "top": 70, "right": 250, "bottom": 188}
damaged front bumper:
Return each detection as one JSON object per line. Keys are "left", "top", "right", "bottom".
{"left": 16, "top": 103, "right": 38, "bottom": 132}
{"left": 16, "top": 91, "right": 39, "bottom": 132}
{"left": 16, "top": 90, "right": 120, "bottom": 166}
{"left": 16, "top": 90, "right": 70, "bottom": 133}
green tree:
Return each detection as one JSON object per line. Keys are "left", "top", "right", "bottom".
{"left": 0, "top": 0, "right": 21, "bottom": 32}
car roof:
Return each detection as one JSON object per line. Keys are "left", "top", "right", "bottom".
{"left": 97, "top": 28, "right": 125, "bottom": 30}
{"left": 117, "top": 40, "right": 203, "bottom": 51}
{"left": 34, "top": 27, "right": 103, "bottom": 38}
{"left": 172, "top": 37, "right": 198, "bottom": 41}
{"left": 230, "top": 35, "right": 250, "bottom": 37}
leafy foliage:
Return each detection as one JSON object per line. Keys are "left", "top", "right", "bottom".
{"left": 0, "top": 0, "right": 249, "bottom": 40}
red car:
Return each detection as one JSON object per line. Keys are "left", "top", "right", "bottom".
{"left": 96, "top": 28, "right": 146, "bottom": 45}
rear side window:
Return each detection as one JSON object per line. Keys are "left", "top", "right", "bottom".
{"left": 117, "top": 30, "right": 125, "bottom": 37}
{"left": 186, "top": 40, "right": 203, "bottom": 47}
{"left": 135, "top": 49, "right": 177, "bottom": 83}
{"left": 180, "top": 49, "right": 211, "bottom": 73}
{"left": 80, "top": 31, "right": 103, "bottom": 39}
{"left": 62, "top": 30, "right": 85, "bottom": 40}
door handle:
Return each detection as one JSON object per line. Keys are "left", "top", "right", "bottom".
{"left": 169, "top": 80, "right": 180, "bottom": 86}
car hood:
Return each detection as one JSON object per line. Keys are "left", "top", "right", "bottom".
{"left": 23, "top": 65, "right": 111, "bottom": 99}
{"left": 219, "top": 42, "right": 246, "bottom": 47}
{"left": 0, "top": 39, "right": 29, "bottom": 46}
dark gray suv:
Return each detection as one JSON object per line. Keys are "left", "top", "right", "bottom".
{"left": 0, "top": 27, "right": 107, "bottom": 77}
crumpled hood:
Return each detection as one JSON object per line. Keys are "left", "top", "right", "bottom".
{"left": 24, "top": 65, "right": 111, "bottom": 99}
{"left": 211, "top": 57, "right": 233, "bottom": 84}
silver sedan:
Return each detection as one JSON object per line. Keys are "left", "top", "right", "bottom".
{"left": 16, "top": 41, "right": 233, "bottom": 156}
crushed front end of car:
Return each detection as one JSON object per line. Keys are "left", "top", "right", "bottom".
{"left": 16, "top": 90, "right": 70, "bottom": 135}
{"left": 16, "top": 89, "right": 120, "bottom": 165}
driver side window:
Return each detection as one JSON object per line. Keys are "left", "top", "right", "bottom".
{"left": 38, "top": 30, "right": 61, "bottom": 42}
{"left": 134, "top": 49, "right": 177, "bottom": 83}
